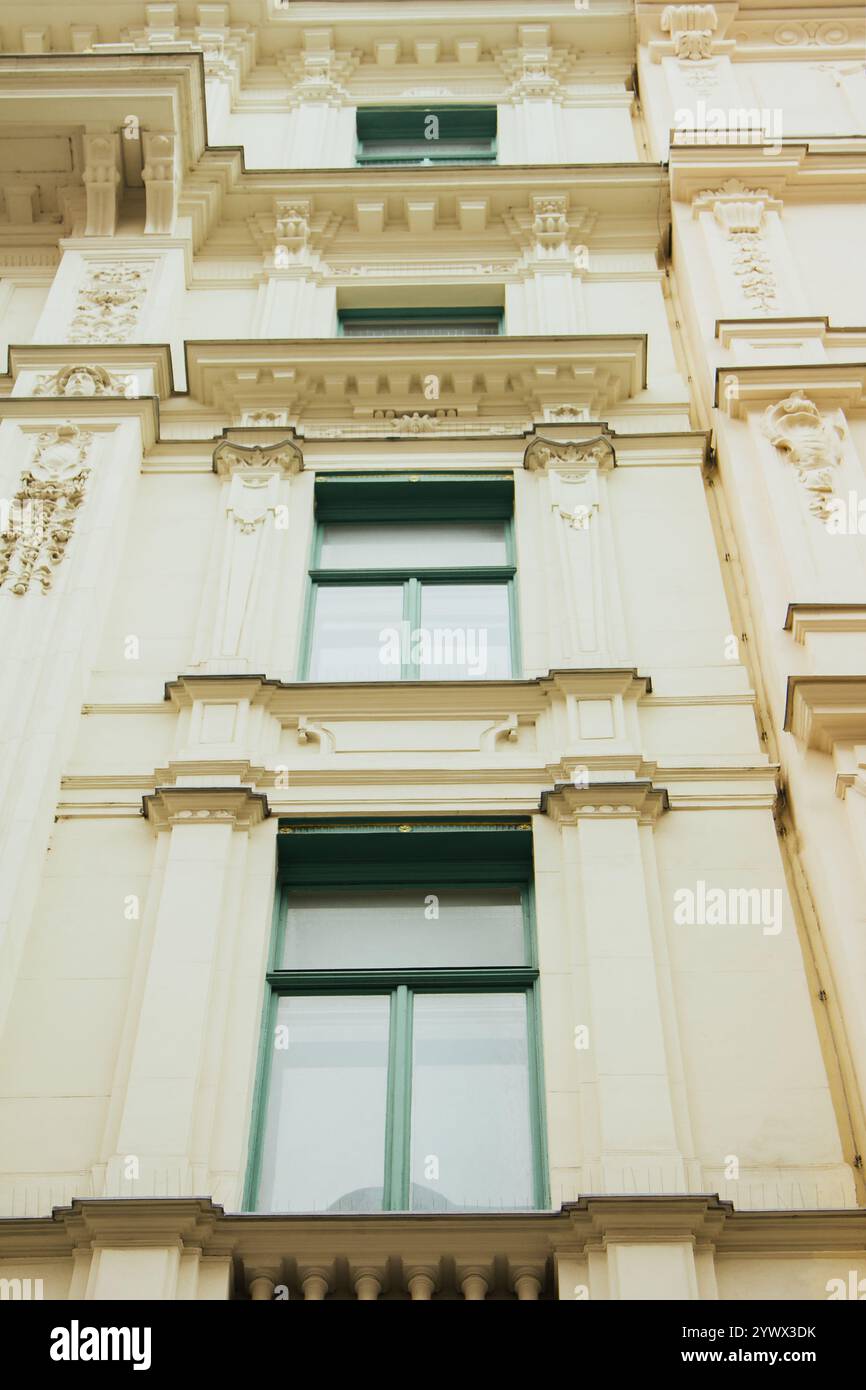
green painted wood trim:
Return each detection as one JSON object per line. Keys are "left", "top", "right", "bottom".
{"left": 266, "top": 967, "right": 539, "bottom": 992}
{"left": 313, "top": 474, "right": 514, "bottom": 521}
{"left": 336, "top": 306, "right": 503, "bottom": 337}
{"left": 383, "top": 985, "right": 413, "bottom": 1209}
{"left": 249, "top": 853, "right": 547, "bottom": 1212}
{"left": 356, "top": 105, "right": 497, "bottom": 142}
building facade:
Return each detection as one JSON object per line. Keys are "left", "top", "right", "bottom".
{"left": 0, "top": 0, "right": 865, "bottom": 1301}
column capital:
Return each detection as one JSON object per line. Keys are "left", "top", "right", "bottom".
{"left": 541, "top": 780, "right": 669, "bottom": 825}
{"left": 142, "top": 785, "right": 270, "bottom": 830}
{"left": 524, "top": 432, "right": 616, "bottom": 474}
{"left": 212, "top": 436, "right": 304, "bottom": 478}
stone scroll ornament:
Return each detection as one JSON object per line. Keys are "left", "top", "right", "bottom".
{"left": 0, "top": 423, "right": 93, "bottom": 594}
{"left": 68, "top": 264, "right": 151, "bottom": 344}
{"left": 762, "top": 393, "right": 845, "bottom": 521}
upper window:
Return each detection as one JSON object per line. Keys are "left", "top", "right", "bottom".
{"left": 338, "top": 307, "right": 503, "bottom": 338}
{"left": 356, "top": 106, "right": 497, "bottom": 166}
{"left": 247, "top": 822, "right": 545, "bottom": 1215}
{"left": 301, "top": 475, "right": 518, "bottom": 682}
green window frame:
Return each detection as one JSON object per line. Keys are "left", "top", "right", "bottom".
{"left": 336, "top": 306, "right": 504, "bottom": 338}
{"left": 244, "top": 821, "right": 549, "bottom": 1214}
{"left": 355, "top": 105, "right": 497, "bottom": 166}
{"left": 298, "top": 474, "right": 521, "bottom": 682}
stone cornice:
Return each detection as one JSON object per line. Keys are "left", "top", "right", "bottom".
{"left": 715, "top": 363, "right": 866, "bottom": 417}
{"left": 784, "top": 604, "right": 866, "bottom": 639}
{"left": 541, "top": 780, "right": 670, "bottom": 824}
{"left": 142, "top": 785, "right": 270, "bottom": 829}
{"left": 670, "top": 143, "right": 866, "bottom": 204}
{"left": 5, "top": 344, "right": 176, "bottom": 400}
{"left": 185, "top": 335, "right": 647, "bottom": 420}
{"left": 0, "top": 395, "right": 160, "bottom": 451}
{"left": 784, "top": 676, "right": 866, "bottom": 752}
{"left": 165, "top": 668, "right": 653, "bottom": 721}
{"left": 2, "top": 1195, "right": 865, "bottom": 1265}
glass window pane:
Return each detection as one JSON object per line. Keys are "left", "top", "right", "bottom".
{"left": 418, "top": 583, "right": 511, "bottom": 679}
{"left": 319, "top": 521, "right": 507, "bottom": 569}
{"left": 256, "top": 995, "right": 390, "bottom": 1213}
{"left": 410, "top": 993, "right": 534, "bottom": 1212}
{"left": 340, "top": 316, "right": 501, "bottom": 338}
{"left": 308, "top": 584, "right": 403, "bottom": 681}
{"left": 281, "top": 887, "right": 525, "bottom": 969}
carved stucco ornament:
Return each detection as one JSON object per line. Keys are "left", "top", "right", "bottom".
{"left": 762, "top": 392, "right": 845, "bottom": 520}
{"left": 212, "top": 438, "right": 304, "bottom": 478}
{"left": 661, "top": 4, "right": 719, "bottom": 60}
{"left": 524, "top": 435, "right": 616, "bottom": 474}
{"left": 0, "top": 423, "right": 93, "bottom": 595}
{"left": 68, "top": 263, "right": 151, "bottom": 344}
{"left": 693, "top": 182, "right": 781, "bottom": 312}
{"left": 33, "top": 364, "right": 131, "bottom": 398}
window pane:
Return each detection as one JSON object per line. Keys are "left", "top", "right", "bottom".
{"left": 319, "top": 521, "right": 507, "bottom": 569}
{"left": 340, "top": 315, "right": 501, "bottom": 338}
{"left": 308, "top": 584, "right": 403, "bottom": 681}
{"left": 418, "top": 583, "right": 511, "bottom": 679}
{"left": 281, "top": 887, "right": 525, "bottom": 969}
{"left": 257, "top": 995, "right": 390, "bottom": 1213}
{"left": 410, "top": 993, "right": 534, "bottom": 1211}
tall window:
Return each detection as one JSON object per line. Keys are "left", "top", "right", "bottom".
{"left": 355, "top": 106, "right": 497, "bottom": 166}
{"left": 301, "top": 475, "right": 518, "bottom": 682}
{"left": 247, "top": 823, "right": 546, "bottom": 1213}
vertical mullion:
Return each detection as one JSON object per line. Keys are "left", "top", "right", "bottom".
{"left": 383, "top": 984, "right": 413, "bottom": 1209}
{"left": 404, "top": 578, "right": 421, "bottom": 680}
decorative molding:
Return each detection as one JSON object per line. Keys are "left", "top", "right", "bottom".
{"left": 68, "top": 262, "right": 152, "bottom": 344}
{"left": 142, "top": 131, "right": 178, "bottom": 235}
{"left": 142, "top": 786, "right": 270, "bottom": 830}
{"left": 541, "top": 780, "right": 669, "bottom": 825}
{"left": 523, "top": 435, "right": 616, "bottom": 474}
{"left": 692, "top": 180, "right": 782, "bottom": 224}
{"left": 248, "top": 197, "right": 340, "bottom": 268}
{"left": 762, "top": 393, "right": 845, "bottom": 521}
{"left": 693, "top": 182, "right": 782, "bottom": 313}
{"left": 505, "top": 197, "right": 596, "bottom": 260}
{"left": 0, "top": 423, "right": 93, "bottom": 595}
{"left": 494, "top": 26, "right": 581, "bottom": 103}
{"left": 277, "top": 29, "right": 360, "bottom": 109}
{"left": 33, "top": 364, "right": 132, "bottom": 398}
{"left": 212, "top": 437, "right": 303, "bottom": 478}
{"left": 784, "top": 676, "right": 866, "bottom": 752}
{"left": 480, "top": 713, "right": 519, "bottom": 751}
{"left": 661, "top": 5, "right": 718, "bottom": 61}
{"left": 297, "top": 716, "right": 335, "bottom": 753}
{"left": 82, "top": 130, "right": 121, "bottom": 237}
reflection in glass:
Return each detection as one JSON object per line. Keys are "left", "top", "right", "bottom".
{"left": 282, "top": 887, "right": 526, "bottom": 970}
{"left": 257, "top": 995, "right": 389, "bottom": 1212}
{"left": 418, "top": 583, "right": 511, "bottom": 679}
{"left": 319, "top": 521, "right": 507, "bottom": 570}
{"left": 410, "top": 993, "right": 533, "bottom": 1211}
{"left": 308, "top": 584, "right": 403, "bottom": 681}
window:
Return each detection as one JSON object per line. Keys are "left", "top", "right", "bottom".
{"left": 246, "top": 823, "right": 546, "bottom": 1213}
{"left": 301, "top": 475, "right": 519, "bottom": 682}
{"left": 356, "top": 106, "right": 497, "bottom": 166}
{"left": 337, "top": 307, "right": 503, "bottom": 338}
